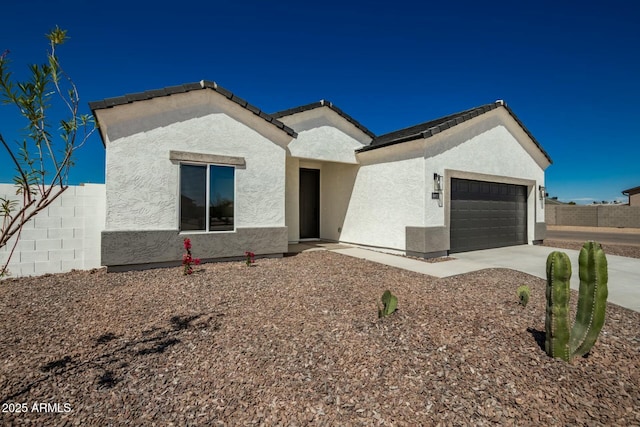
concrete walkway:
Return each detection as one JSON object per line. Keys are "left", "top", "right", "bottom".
{"left": 291, "top": 243, "right": 640, "bottom": 312}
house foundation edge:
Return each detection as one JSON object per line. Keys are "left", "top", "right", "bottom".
{"left": 102, "top": 227, "right": 288, "bottom": 269}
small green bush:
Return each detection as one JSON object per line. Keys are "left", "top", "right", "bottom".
{"left": 517, "top": 285, "right": 530, "bottom": 307}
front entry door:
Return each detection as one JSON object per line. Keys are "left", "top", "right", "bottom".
{"left": 299, "top": 168, "right": 320, "bottom": 239}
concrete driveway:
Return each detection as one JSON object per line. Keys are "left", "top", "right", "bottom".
{"left": 454, "top": 245, "right": 640, "bottom": 312}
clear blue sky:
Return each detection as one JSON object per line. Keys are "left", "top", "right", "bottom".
{"left": 1, "top": 0, "right": 638, "bottom": 204}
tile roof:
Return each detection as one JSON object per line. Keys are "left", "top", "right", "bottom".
{"left": 357, "top": 101, "right": 553, "bottom": 164}
{"left": 90, "top": 81, "right": 551, "bottom": 165}
{"left": 88, "top": 80, "right": 297, "bottom": 138}
{"left": 271, "top": 100, "right": 376, "bottom": 139}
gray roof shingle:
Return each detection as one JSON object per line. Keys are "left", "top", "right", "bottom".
{"left": 90, "top": 82, "right": 551, "bottom": 164}
{"left": 271, "top": 100, "right": 376, "bottom": 139}
{"left": 357, "top": 100, "right": 552, "bottom": 164}
{"left": 89, "top": 81, "right": 297, "bottom": 138}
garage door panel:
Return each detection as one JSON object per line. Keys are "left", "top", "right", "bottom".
{"left": 450, "top": 178, "right": 527, "bottom": 253}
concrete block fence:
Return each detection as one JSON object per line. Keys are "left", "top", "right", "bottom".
{"left": 0, "top": 184, "right": 106, "bottom": 278}
{"left": 546, "top": 205, "right": 640, "bottom": 228}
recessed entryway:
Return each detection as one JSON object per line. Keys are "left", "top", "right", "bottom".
{"left": 450, "top": 178, "right": 527, "bottom": 253}
{"left": 299, "top": 168, "right": 320, "bottom": 239}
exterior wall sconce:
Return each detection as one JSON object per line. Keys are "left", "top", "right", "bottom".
{"left": 539, "top": 185, "right": 546, "bottom": 208}
{"left": 432, "top": 173, "right": 444, "bottom": 207}
{"left": 434, "top": 173, "right": 443, "bottom": 192}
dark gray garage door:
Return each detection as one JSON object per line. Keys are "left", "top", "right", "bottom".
{"left": 450, "top": 178, "right": 527, "bottom": 253}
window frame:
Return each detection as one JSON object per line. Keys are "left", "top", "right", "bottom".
{"left": 178, "top": 161, "right": 236, "bottom": 234}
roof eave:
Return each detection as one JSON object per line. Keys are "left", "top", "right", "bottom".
{"left": 88, "top": 81, "right": 298, "bottom": 141}
{"left": 501, "top": 103, "right": 552, "bottom": 165}
{"left": 272, "top": 100, "right": 376, "bottom": 139}
{"left": 358, "top": 102, "right": 553, "bottom": 166}
{"left": 622, "top": 185, "right": 640, "bottom": 195}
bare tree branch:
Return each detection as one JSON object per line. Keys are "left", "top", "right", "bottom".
{"left": 0, "top": 27, "right": 96, "bottom": 277}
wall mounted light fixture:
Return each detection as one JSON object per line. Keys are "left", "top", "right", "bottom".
{"left": 538, "top": 185, "right": 546, "bottom": 200}
{"left": 432, "top": 173, "right": 444, "bottom": 207}
{"left": 434, "top": 173, "right": 443, "bottom": 192}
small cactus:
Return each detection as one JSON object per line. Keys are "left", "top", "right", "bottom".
{"left": 545, "top": 241, "right": 608, "bottom": 362}
{"left": 378, "top": 290, "right": 398, "bottom": 318}
{"left": 517, "top": 285, "right": 530, "bottom": 307}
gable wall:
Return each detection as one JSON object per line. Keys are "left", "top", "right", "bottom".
{"left": 103, "top": 101, "right": 288, "bottom": 232}
{"left": 424, "top": 118, "right": 545, "bottom": 232}
{"left": 98, "top": 91, "right": 291, "bottom": 268}
{"left": 279, "top": 108, "right": 370, "bottom": 164}
{"left": 339, "top": 110, "right": 546, "bottom": 253}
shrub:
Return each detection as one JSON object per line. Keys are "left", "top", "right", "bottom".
{"left": 182, "top": 238, "right": 201, "bottom": 275}
{"left": 244, "top": 251, "right": 255, "bottom": 267}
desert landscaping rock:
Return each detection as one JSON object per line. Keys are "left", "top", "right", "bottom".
{"left": 1, "top": 251, "right": 639, "bottom": 425}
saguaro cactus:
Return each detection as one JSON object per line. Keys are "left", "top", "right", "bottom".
{"left": 545, "top": 251, "right": 572, "bottom": 360}
{"left": 545, "top": 241, "right": 608, "bottom": 362}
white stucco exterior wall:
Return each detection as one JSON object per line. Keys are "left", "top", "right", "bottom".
{"left": 100, "top": 91, "right": 289, "bottom": 232}
{"left": 320, "top": 163, "right": 359, "bottom": 242}
{"left": 278, "top": 107, "right": 370, "bottom": 164}
{"left": 287, "top": 125, "right": 366, "bottom": 164}
{"left": 339, "top": 148, "right": 425, "bottom": 250}
{"left": 285, "top": 160, "right": 360, "bottom": 244}
{"left": 422, "top": 113, "right": 546, "bottom": 243}
{"left": 341, "top": 108, "right": 547, "bottom": 251}
{"left": 281, "top": 105, "right": 372, "bottom": 242}
{"left": 285, "top": 157, "right": 300, "bottom": 242}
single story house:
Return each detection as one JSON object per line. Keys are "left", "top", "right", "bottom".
{"left": 90, "top": 80, "right": 552, "bottom": 270}
{"left": 622, "top": 185, "right": 640, "bottom": 206}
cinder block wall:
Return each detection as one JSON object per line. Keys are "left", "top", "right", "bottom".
{"left": 546, "top": 205, "right": 640, "bottom": 228}
{"left": 0, "top": 184, "right": 106, "bottom": 278}
{"left": 556, "top": 206, "right": 598, "bottom": 226}
{"left": 597, "top": 206, "right": 640, "bottom": 227}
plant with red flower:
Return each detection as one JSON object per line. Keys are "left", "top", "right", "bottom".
{"left": 182, "top": 238, "right": 201, "bottom": 275}
{"left": 244, "top": 251, "right": 255, "bottom": 266}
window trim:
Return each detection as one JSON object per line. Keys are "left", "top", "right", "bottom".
{"left": 170, "top": 150, "right": 245, "bottom": 167}
{"left": 178, "top": 162, "right": 236, "bottom": 234}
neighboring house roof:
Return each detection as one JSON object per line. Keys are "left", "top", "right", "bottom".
{"left": 89, "top": 80, "right": 297, "bottom": 138}
{"left": 271, "top": 100, "right": 376, "bottom": 139}
{"left": 545, "top": 197, "right": 567, "bottom": 205}
{"left": 622, "top": 185, "right": 640, "bottom": 196}
{"left": 357, "top": 100, "right": 553, "bottom": 164}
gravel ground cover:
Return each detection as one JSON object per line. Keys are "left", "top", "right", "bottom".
{"left": 1, "top": 250, "right": 639, "bottom": 425}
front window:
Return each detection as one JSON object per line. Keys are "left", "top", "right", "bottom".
{"left": 180, "top": 164, "right": 235, "bottom": 232}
